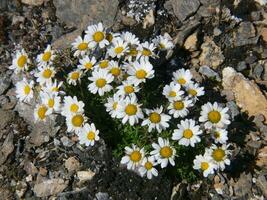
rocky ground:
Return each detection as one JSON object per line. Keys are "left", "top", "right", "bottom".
{"left": 0, "top": 0, "right": 267, "bottom": 199}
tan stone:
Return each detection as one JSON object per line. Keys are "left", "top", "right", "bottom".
{"left": 222, "top": 67, "right": 267, "bottom": 122}
{"left": 21, "top": 0, "right": 46, "bottom": 6}
{"left": 65, "top": 157, "right": 80, "bottom": 172}
{"left": 261, "top": 27, "right": 267, "bottom": 43}
{"left": 256, "top": 146, "right": 267, "bottom": 169}
{"left": 184, "top": 32, "right": 198, "bottom": 51}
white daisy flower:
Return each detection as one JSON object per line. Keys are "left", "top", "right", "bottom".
{"left": 96, "top": 59, "right": 110, "bottom": 70}
{"left": 193, "top": 153, "right": 217, "bottom": 177}
{"left": 66, "top": 113, "right": 87, "bottom": 133}
{"left": 137, "top": 41, "right": 156, "bottom": 60}
{"left": 117, "top": 95, "right": 143, "bottom": 126}
{"left": 121, "top": 31, "right": 140, "bottom": 46}
{"left": 85, "top": 22, "right": 109, "bottom": 48}
{"left": 105, "top": 32, "right": 120, "bottom": 43}
{"left": 167, "top": 98, "right": 193, "bottom": 118}
{"left": 41, "top": 80, "right": 63, "bottom": 95}
{"left": 150, "top": 137, "right": 176, "bottom": 168}
{"left": 108, "top": 37, "right": 129, "bottom": 58}
{"left": 199, "top": 102, "right": 230, "bottom": 129}
{"left": 78, "top": 123, "right": 100, "bottom": 146}
{"left": 212, "top": 128, "right": 228, "bottom": 144}
{"left": 138, "top": 156, "right": 158, "bottom": 179}
{"left": 72, "top": 35, "right": 91, "bottom": 57}
{"left": 162, "top": 82, "right": 184, "bottom": 102}
{"left": 153, "top": 35, "right": 174, "bottom": 51}
{"left": 186, "top": 83, "right": 205, "bottom": 98}
{"left": 116, "top": 80, "right": 140, "bottom": 97}
{"left": 40, "top": 91, "right": 61, "bottom": 112}
{"left": 36, "top": 45, "right": 56, "bottom": 66}
{"left": 172, "top": 68, "right": 193, "bottom": 86}
{"left": 207, "top": 144, "right": 231, "bottom": 170}
{"left": 35, "top": 66, "right": 56, "bottom": 85}
{"left": 67, "top": 70, "right": 83, "bottom": 86}
{"left": 104, "top": 94, "right": 123, "bottom": 118}
{"left": 141, "top": 106, "right": 171, "bottom": 133}
{"left": 61, "top": 96, "right": 84, "bottom": 117}
{"left": 107, "top": 60, "right": 123, "bottom": 80}
{"left": 172, "top": 119, "right": 202, "bottom": 147}
{"left": 120, "top": 144, "right": 145, "bottom": 170}
{"left": 34, "top": 104, "right": 52, "bottom": 122}
{"left": 88, "top": 69, "right": 114, "bottom": 96}
{"left": 127, "top": 58, "right": 154, "bottom": 85}
{"left": 78, "top": 56, "right": 96, "bottom": 71}
{"left": 10, "top": 49, "right": 30, "bottom": 74}
{"left": 15, "top": 78, "right": 34, "bottom": 102}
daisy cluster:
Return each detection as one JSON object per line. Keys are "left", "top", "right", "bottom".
{"left": 10, "top": 22, "right": 232, "bottom": 180}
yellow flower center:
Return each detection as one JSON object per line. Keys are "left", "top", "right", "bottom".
{"left": 42, "top": 69, "right": 53, "bottom": 79}
{"left": 110, "top": 67, "right": 121, "bottom": 77}
{"left": 71, "top": 72, "right": 80, "bottom": 80}
{"left": 93, "top": 31, "right": 104, "bottom": 42}
{"left": 124, "top": 85, "right": 134, "bottom": 94}
{"left": 159, "top": 43, "right": 165, "bottom": 49}
{"left": 183, "top": 129, "right": 193, "bottom": 139}
{"left": 106, "top": 33, "right": 113, "bottom": 42}
{"left": 201, "top": 162, "right": 209, "bottom": 171}
{"left": 177, "top": 78, "right": 186, "bottom": 85}
{"left": 160, "top": 146, "right": 173, "bottom": 158}
{"left": 169, "top": 91, "right": 176, "bottom": 97}
{"left": 24, "top": 85, "right": 31, "bottom": 95}
{"left": 37, "top": 106, "right": 47, "bottom": 120}
{"left": 208, "top": 110, "right": 221, "bottom": 123}
{"left": 70, "top": 104, "right": 79, "bottom": 112}
{"left": 188, "top": 89, "right": 197, "bottom": 96}
{"left": 113, "top": 102, "right": 118, "bottom": 110}
{"left": 173, "top": 101, "right": 184, "bottom": 110}
{"left": 149, "top": 112, "right": 161, "bottom": 123}
{"left": 99, "top": 60, "right": 109, "bottom": 69}
{"left": 96, "top": 78, "right": 107, "bottom": 88}
{"left": 17, "top": 55, "right": 27, "bottom": 68}
{"left": 78, "top": 42, "right": 88, "bottom": 51}
{"left": 130, "top": 151, "right": 142, "bottom": 162}
{"left": 212, "top": 149, "right": 225, "bottom": 162}
{"left": 85, "top": 62, "right": 93, "bottom": 70}
{"left": 114, "top": 46, "right": 124, "bottom": 54}
{"left": 52, "top": 87, "right": 59, "bottom": 92}
{"left": 135, "top": 69, "right": 147, "bottom": 79}
{"left": 142, "top": 48, "right": 152, "bottom": 56}
{"left": 87, "top": 131, "right": 95, "bottom": 140}
{"left": 125, "top": 104, "right": 137, "bottom": 116}
{"left": 48, "top": 98, "right": 54, "bottom": 108}
{"left": 144, "top": 161, "right": 153, "bottom": 170}
{"left": 71, "top": 114, "right": 84, "bottom": 127}
{"left": 129, "top": 48, "right": 138, "bottom": 56}
{"left": 42, "top": 51, "right": 51, "bottom": 62}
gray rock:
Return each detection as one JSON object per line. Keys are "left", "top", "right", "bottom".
{"left": 213, "top": 27, "right": 222, "bottom": 36}
{"left": 256, "top": 174, "right": 267, "bottom": 198}
{"left": 94, "top": 192, "right": 110, "bottom": 200}
{"left": 199, "top": 65, "right": 221, "bottom": 81}
{"left": 0, "top": 132, "right": 14, "bottom": 165}
{"left": 170, "top": 0, "right": 200, "bottom": 21}
{"left": 0, "top": 73, "right": 11, "bottom": 95}
{"left": 234, "top": 22, "right": 259, "bottom": 47}
{"left": 234, "top": 172, "right": 252, "bottom": 197}
{"left": 253, "top": 64, "right": 263, "bottom": 79}
{"left": 236, "top": 61, "right": 247, "bottom": 72}
{"left": 61, "top": 136, "right": 74, "bottom": 147}
{"left": 245, "top": 55, "right": 257, "bottom": 64}
{"left": 53, "top": 0, "right": 119, "bottom": 29}
{"left": 0, "top": 109, "right": 15, "bottom": 130}
{"left": 250, "top": 11, "right": 261, "bottom": 21}
{"left": 226, "top": 101, "right": 240, "bottom": 119}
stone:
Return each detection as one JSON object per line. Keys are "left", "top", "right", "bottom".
{"left": 245, "top": 55, "right": 257, "bottom": 64}
{"left": 234, "top": 22, "right": 259, "bottom": 47}
{"left": 199, "top": 37, "right": 225, "bottom": 69}
{"left": 171, "top": 0, "right": 200, "bottom": 21}
{"left": 184, "top": 32, "right": 198, "bottom": 51}
{"left": 61, "top": 136, "right": 74, "bottom": 147}
{"left": 199, "top": 65, "right": 221, "bottom": 81}
{"left": 261, "top": 27, "right": 267, "bottom": 43}
{"left": 213, "top": 27, "right": 222, "bottom": 36}
{"left": 253, "top": 64, "right": 263, "bottom": 79}
{"left": 0, "top": 133, "right": 14, "bottom": 165}
{"left": 77, "top": 170, "right": 96, "bottom": 183}
{"left": 256, "top": 174, "right": 267, "bottom": 198}
{"left": 21, "top": 0, "right": 46, "bottom": 6}
{"left": 33, "top": 178, "right": 68, "bottom": 197}
{"left": 95, "top": 192, "right": 110, "bottom": 200}
{"left": 256, "top": 146, "right": 267, "bottom": 169}
{"left": 226, "top": 101, "right": 240, "bottom": 119}
{"left": 24, "top": 161, "right": 38, "bottom": 175}
{"left": 16, "top": 181, "right": 27, "bottom": 199}
{"left": 0, "top": 73, "right": 11, "bottom": 95}
{"left": 234, "top": 172, "right": 252, "bottom": 197}
{"left": 53, "top": 0, "right": 119, "bottom": 29}
{"left": 65, "top": 157, "right": 80, "bottom": 172}
{"left": 0, "top": 109, "right": 14, "bottom": 130}
{"left": 143, "top": 10, "right": 155, "bottom": 29}
{"left": 236, "top": 61, "right": 247, "bottom": 71}
{"left": 254, "top": 0, "right": 267, "bottom": 6}
{"left": 52, "top": 30, "right": 81, "bottom": 49}
{"left": 222, "top": 67, "right": 267, "bottom": 122}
